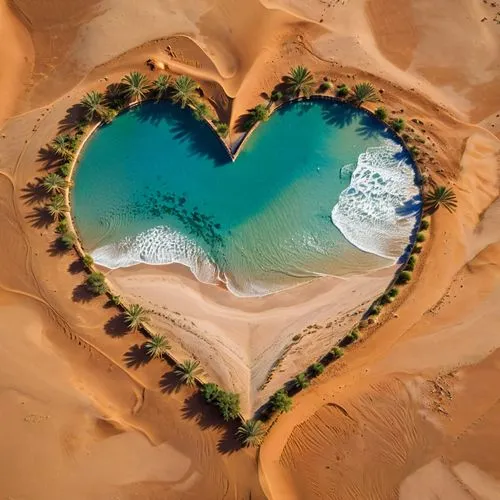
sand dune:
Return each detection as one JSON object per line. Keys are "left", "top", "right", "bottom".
{"left": 1, "top": 0, "right": 500, "bottom": 498}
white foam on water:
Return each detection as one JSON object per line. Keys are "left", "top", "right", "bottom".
{"left": 331, "top": 140, "right": 421, "bottom": 260}
{"left": 92, "top": 140, "right": 421, "bottom": 297}
{"left": 91, "top": 225, "right": 218, "bottom": 285}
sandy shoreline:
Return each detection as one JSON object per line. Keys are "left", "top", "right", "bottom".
{"left": 1, "top": 0, "right": 500, "bottom": 498}
{"left": 105, "top": 260, "right": 397, "bottom": 413}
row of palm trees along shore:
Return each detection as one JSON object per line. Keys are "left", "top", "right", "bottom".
{"left": 38, "top": 65, "right": 458, "bottom": 447}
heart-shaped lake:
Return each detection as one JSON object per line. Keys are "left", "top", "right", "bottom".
{"left": 72, "top": 99, "right": 421, "bottom": 296}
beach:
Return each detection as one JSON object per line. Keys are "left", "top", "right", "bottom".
{"left": 1, "top": 0, "right": 500, "bottom": 498}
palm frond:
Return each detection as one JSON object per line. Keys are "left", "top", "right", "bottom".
{"left": 237, "top": 419, "right": 265, "bottom": 447}
{"left": 352, "top": 82, "right": 379, "bottom": 105}
{"left": 287, "top": 66, "right": 315, "bottom": 97}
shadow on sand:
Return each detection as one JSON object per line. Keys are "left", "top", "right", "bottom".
{"left": 104, "top": 313, "right": 130, "bottom": 337}
{"left": 181, "top": 392, "right": 243, "bottom": 455}
{"left": 123, "top": 343, "right": 150, "bottom": 369}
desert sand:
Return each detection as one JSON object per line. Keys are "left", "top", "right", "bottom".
{"left": 1, "top": 0, "right": 500, "bottom": 498}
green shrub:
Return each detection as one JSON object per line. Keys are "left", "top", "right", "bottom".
{"left": 55, "top": 218, "right": 68, "bottom": 234}
{"left": 82, "top": 254, "right": 94, "bottom": 268}
{"left": 270, "top": 90, "right": 283, "bottom": 103}
{"left": 409, "top": 146, "right": 420, "bottom": 158}
{"left": 420, "top": 219, "right": 430, "bottom": 230}
{"left": 245, "top": 104, "right": 269, "bottom": 130}
{"left": 341, "top": 328, "right": 360, "bottom": 346}
{"left": 319, "top": 81, "right": 333, "bottom": 92}
{"left": 369, "top": 304, "right": 382, "bottom": 316}
{"left": 294, "top": 372, "right": 310, "bottom": 390}
{"left": 86, "top": 271, "right": 107, "bottom": 295}
{"left": 215, "top": 390, "right": 241, "bottom": 421}
{"left": 271, "top": 389, "right": 292, "bottom": 413}
{"left": 110, "top": 294, "right": 121, "bottom": 306}
{"left": 331, "top": 346, "right": 344, "bottom": 359}
{"left": 406, "top": 255, "right": 416, "bottom": 271}
{"left": 412, "top": 244, "right": 422, "bottom": 254}
{"left": 374, "top": 107, "right": 388, "bottom": 121}
{"left": 391, "top": 118, "right": 406, "bottom": 132}
{"left": 201, "top": 383, "right": 240, "bottom": 421}
{"left": 336, "top": 84, "right": 350, "bottom": 97}
{"left": 58, "top": 163, "right": 71, "bottom": 178}
{"left": 215, "top": 122, "right": 229, "bottom": 138}
{"left": 59, "top": 231, "right": 75, "bottom": 249}
{"left": 388, "top": 287, "right": 399, "bottom": 298}
{"left": 380, "top": 293, "right": 392, "bottom": 304}
{"left": 416, "top": 231, "right": 426, "bottom": 242}
{"left": 309, "top": 362, "right": 325, "bottom": 377}
{"left": 397, "top": 270, "right": 412, "bottom": 284}
{"left": 201, "top": 382, "right": 221, "bottom": 403}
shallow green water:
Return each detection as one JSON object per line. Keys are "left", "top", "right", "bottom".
{"left": 72, "top": 99, "right": 421, "bottom": 296}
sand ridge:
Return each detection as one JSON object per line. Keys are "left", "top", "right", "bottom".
{"left": 1, "top": 0, "right": 500, "bottom": 498}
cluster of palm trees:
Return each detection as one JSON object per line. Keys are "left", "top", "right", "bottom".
{"left": 78, "top": 71, "right": 218, "bottom": 128}
{"left": 38, "top": 63, "right": 460, "bottom": 451}
{"left": 245, "top": 66, "right": 382, "bottom": 130}
{"left": 122, "top": 303, "right": 206, "bottom": 385}
{"left": 284, "top": 65, "right": 380, "bottom": 106}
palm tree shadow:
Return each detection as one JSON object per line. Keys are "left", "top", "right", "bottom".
{"left": 104, "top": 313, "right": 130, "bottom": 337}
{"left": 123, "top": 343, "right": 150, "bottom": 369}
{"left": 135, "top": 102, "right": 229, "bottom": 166}
{"left": 169, "top": 113, "right": 228, "bottom": 167}
{"left": 68, "top": 259, "right": 85, "bottom": 274}
{"left": 72, "top": 283, "right": 94, "bottom": 303}
{"left": 234, "top": 112, "right": 254, "bottom": 133}
{"left": 217, "top": 420, "right": 243, "bottom": 455}
{"left": 21, "top": 179, "right": 48, "bottom": 206}
{"left": 159, "top": 370, "right": 182, "bottom": 394}
{"left": 356, "top": 115, "right": 393, "bottom": 141}
{"left": 58, "top": 103, "right": 85, "bottom": 133}
{"left": 26, "top": 206, "right": 53, "bottom": 229}
{"left": 322, "top": 103, "right": 359, "bottom": 128}
{"left": 37, "top": 147, "right": 61, "bottom": 171}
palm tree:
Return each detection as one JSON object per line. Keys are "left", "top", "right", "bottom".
{"left": 424, "top": 186, "right": 458, "bottom": 213}
{"left": 47, "top": 194, "right": 67, "bottom": 220}
{"left": 352, "top": 82, "right": 379, "bottom": 106}
{"left": 237, "top": 420, "right": 265, "bottom": 447}
{"left": 152, "top": 74, "right": 171, "bottom": 101}
{"left": 145, "top": 334, "right": 171, "bottom": 359}
{"left": 175, "top": 359, "right": 202, "bottom": 386}
{"left": 287, "top": 66, "right": 315, "bottom": 97}
{"left": 125, "top": 304, "right": 148, "bottom": 331}
{"left": 105, "top": 82, "right": 127, "bottom": 109}
{"left": 80, "top": 90, "right": 106, "bottom": 121}
{"left": 42, "top": 173, "right": 66, "bottom": 194}
{"left": 121, "top": 72, "right": 150, "bottom": 102}
{"left": 172, "top": 75, "right": 199, "bottom": 108}
{"left": 50, "top": 135, "right": 74, "bottom": 160}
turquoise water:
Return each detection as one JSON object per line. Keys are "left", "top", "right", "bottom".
{"left": 72, "top": 99, "right": 421, "bottom": 296}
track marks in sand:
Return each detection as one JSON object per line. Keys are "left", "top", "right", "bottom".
{"left": 279, "top": 378, "right": 436, "bottom": 500}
